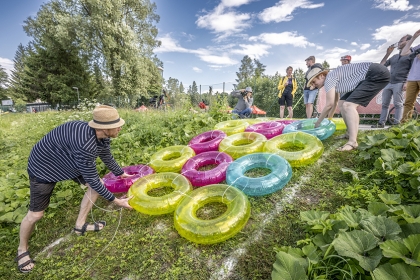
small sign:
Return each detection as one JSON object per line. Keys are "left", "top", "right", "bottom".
{"left": 1, "top": 99, "right": 13, "bottom": 106}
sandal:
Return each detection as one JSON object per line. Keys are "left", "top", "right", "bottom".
{"left": 334, "top": 134, "right": 349, "bottom": 140}
{"left": 336, "top": 143, "right": 358, "bottom": 152}
{"left": 74, "top": 221, "right": 106, "bottom": 236}
{"left": 15, "top": 251, "right": 35, "bottom": 273}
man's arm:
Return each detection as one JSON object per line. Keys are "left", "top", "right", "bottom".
{"left": 380, "top": 45, "right": 395, "bottom": 65}
{"left": 315, "top": 87, "right": 337, "bottom": 127}
{"left": 401, "top": 29, "right": 420, "bottom": 56}
{"left": 230, "top": 90, "right": 243, "bottom": 98}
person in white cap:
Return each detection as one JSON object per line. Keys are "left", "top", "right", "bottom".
{"left": 230, "top": 86, "right": 254, "bottom": 118}
{"left": 16, "top": 105, "right": 133, "bottom": 273}
{"left": 308, "top": 63, "right": 389, "bottom": 151}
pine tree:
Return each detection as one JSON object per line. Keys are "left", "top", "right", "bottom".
{"left": 254, "top": 59, "right": 266, "bottom": 78}
{"left": 235, "top": 55, "right": 254, "bottom": 84}
{"left": 179, "top": 82, "right": 185, "bottom": 94}
{"left": 0, "top": 65, "right": 8, "bottom": 100}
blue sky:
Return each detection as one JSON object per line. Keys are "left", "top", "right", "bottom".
{"left": 1, "top": 0, "right": 420, "bottom": 93}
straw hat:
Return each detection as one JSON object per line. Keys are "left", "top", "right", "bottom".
{"left": 88, "top": 105, "right": 125, "bottom": 129}
{"left": 306, "top": 68, "right": 329, "bottom": 87}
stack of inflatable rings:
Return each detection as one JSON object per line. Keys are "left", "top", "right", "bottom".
{"left": 128, "top": 172, "right": 192, "bottom": 215}
{"left": 226, "top": 153, "right": 292, "bottom": 196}
{"left": 188, "top": 130, "right": 227, "bottom": 154}
{"left": 181, "top": 151, "right": 233, "bottom": 187}
{"left": 245, "top": 121, "right": 285, "bottom": 139}
{"left": 174, "top": 184, "right": 251, "bottom": 244}
{"left": 214, "top": 120, "right": 249, "bottom": 136}
{"left": 282, "top": 118, "right": 336, "bottom": 140}
{"left": 219, "top": 132, "right": 267, "bottom": 159}
{"left": 330, "top": 118, "right": 347, "bottom": 131}
{"left": 150, "top": 145, "right": 195, "bottom": 173}
{"left": 263, "top": 132, "right": 324, "bottom": 167}
{"left": 103, "top": 164, "right": 155, "bottom": 193}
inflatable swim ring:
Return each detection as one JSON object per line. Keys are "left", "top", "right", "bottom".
{"left": 263, "top": 132, "right": 324, "bottom": 167}
{"left": 181, "top": 151, "right": 233, "bottom": 187}
{"left": 245, "top": 121, "right": 285, "bottom": 139}
{"left": 103, "top": 165, "right": 155, "bottom": 193}
{"left": 282, "top": 118, "right": 336, "bottom": 140}
{"left": 226, "top": 153, "right": 292, "bottom": 196}
{"left": 330, "top": 118, "right": 347, "bottom": 131}
{"left": 214, "top": 120, "right": 249, "bottom": 136}
{"left": 188, "top": 130, "right": 227, "bottom": 154}
{"left": 275, "top": 119, "right": 298, "bottom": 126}
{"left": 150, "top": 145, "right": 195, "bottom": 173}
{"left": 219, "top": 132, "right": 267, "bottom": 159}
{"left": 174, "top": 184, "right": 250, "bottom": 244}
{"left": 128, "top": 172, "right": 192, "bottom": 215}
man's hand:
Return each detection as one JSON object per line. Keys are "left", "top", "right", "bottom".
{"left": 314, "top": 121, "right": 321, "bottom": 128}
{"left": 113, "top": 195, "right": 133, "bottom": 209}
{"left": 120, "top": 172, "right": 134, "bottom": 178}
{"left": 386, "top": 45, "right": 395, "bottom": 54}
{"left": 413, "top": 29, "right": 420, "bottom": 39}
{"left": 403, "top": 82, "right": 407, "bottom": 91}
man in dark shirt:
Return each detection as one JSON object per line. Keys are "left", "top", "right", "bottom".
{"left": 16, "top": 105, "right": 133, "bottom": 273}
{"left": 304, "top": 56, "right": 323, "bottom": 118}
{"left": 372, "top": 34, "right": 413, "bottom": 127}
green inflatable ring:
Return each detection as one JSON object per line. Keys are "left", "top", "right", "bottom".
{"left": 128, "top": 172, "right": 192, "bottom": 215}
{"left": 174, "top": 184, "right": 250, "bottom": 244}
{"left": 263, "top": 131, "right": 324, "bottom": 167}
{"left": 219, "top": 132, "right": 267, "bottom": 159}
{"left": 150, "top": 145, "right": 195, "bottom": 173}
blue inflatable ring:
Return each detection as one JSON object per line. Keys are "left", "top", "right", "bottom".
{"left": 263, "top": 132, "right": 324, "bottom": 167}
{"left": 226, "top": 153, "right": 292, "bottom": 196}
{"left": 282, "top": 118, "right": 336, "bottom": 140}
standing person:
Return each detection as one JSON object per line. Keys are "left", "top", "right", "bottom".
{"left": 340, "top": 55, "right": 351, "bottom": 65}
{"left": 231, "top": 87, "right": 253, "bottom": 118}
{"left": 371, "top": 34, "right": 413, "bottom": 128}
{"left": 308, "top": 63, "right": 389, "bottom": 151}
{"left": 304, "top": 56, "right": 323, "bottom": 118}
{"left": 278, "top": 66, "right": 298, "bottom": 118}
{"left": 400, "top": 28, "right": 420, "bottom": 123}
{"left": 16, "top": 105, "right": 133, "bottom": 273}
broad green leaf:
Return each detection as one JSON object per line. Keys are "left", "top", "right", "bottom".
{"left": 368, "top": 202, "right": 390, "bottom": 216}
{"left": 403, "top": 234, "right": 420, "bottom": 262}
{"left": 400, "top": 205, "right": 420, "bottom": 223}
{"left": 389, "top": 138, "right": 410, "bottom": 149}
{"left": 300, "top": 210, "right": 330, "bottom": 225}
{"left": 398, "top": 163, "right": 413, "bottom": 175}
{"left": 312, "top": 233, "right": 334, "bottom": 253}
{"left": 333, "top": 230, "right": 381, "bottom": 271}
{"left": 341, "top": 168, "right": 359, "bottom": 181}
{"left": 271, "top": 251, "right": 308, "bottom": 280}
{"left": 337, "top": 206, "right": 361, "bottom": 228}
{"left": 0, "top": 212, "right": 14, "bottom": 223}
{"left": 359, "top": 134, "right": 388, "bottom": 150}
{"left": 15, "top": 188, "right": 29, "bottom": 199}
{"left": 302, "top": 243, "right": 319, "bottom": 264}
{"left": 380, "top": 239, "right": 409, "bottom": 259}
{"left": 400, "top": 223, "right": 420, "bottom": 238}
{"left": 360, "top": 216, "right": 401, "bottom": 241}
{"left": 373, "top": 262, "right": 420, "bottom": 280}
{"left": 379, "top": 194, "right": 401, "bottom": 205}
{"left": 381, "top": 149, "right": 406, "bottom": 163}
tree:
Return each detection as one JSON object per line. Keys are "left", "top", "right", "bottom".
{"left": 166, "top": 77, "right": 180, "bottom": 95}
{"left": 235, "top": 55, "right": 254, "bottom": 84}
{"left": 179, "top": 82, "right": 185, "bottom": 94}
{"left": 0, "top": 65, "right": 8, "bottom": 100}
{"left": 322, "top": 60, "right": 330, "bottom": 69}
{"left": 254, "top": 58, "right": 266, "bottom": 78}
{"left": 23, "top": 0, "right": 162, "bottom": 98}
{"left": 191, "top": 81, "right": 199, "bottom": 95}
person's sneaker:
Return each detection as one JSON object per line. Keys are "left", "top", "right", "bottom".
{"left": 371, "top": 123, "right": 385, "bottom": 128}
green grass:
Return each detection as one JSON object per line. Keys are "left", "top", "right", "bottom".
{"left": 0, "top": 110, "right": 368, "bottom": 279}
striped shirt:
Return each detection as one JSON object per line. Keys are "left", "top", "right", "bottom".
{"left": 28, "top": 121, "right": 123, "bottom": 201}
{"left": 324, "top": 62, "right": 372, "bottom": 95}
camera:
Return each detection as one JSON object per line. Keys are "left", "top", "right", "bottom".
{"left": 241, "top": 91, "right": 248, "bottom": 97}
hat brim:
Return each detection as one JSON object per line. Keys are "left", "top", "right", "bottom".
{"left": 306, "top": 70, "right": 329, "bottom": 88}
{"left": 88, "top": 118, "right": 125, "bottom": 129}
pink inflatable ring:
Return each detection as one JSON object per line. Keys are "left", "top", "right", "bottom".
{"left": 245, "top": 121, "right": 285, "bottom": 139}
{"left": 103, "top": 165, "right": 155, "bottom": 193}
{"left": 181, "top": 151, "right": 233, "bottom": 187}
{"left": 188, "top": 130, "right": 227, "bottom": 154}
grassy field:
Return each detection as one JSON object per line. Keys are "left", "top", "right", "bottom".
{"left": 0, "top": 109, "right": 370, "bottom": 279}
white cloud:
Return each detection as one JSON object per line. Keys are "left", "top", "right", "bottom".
{"left": 373, "top": 0, "right": 413, "bottom": 11}
{"left": 221, "top": 0, "right": 253, "bottom": 8}
{"left": 258, "top": 0, "right": 324, "bottom": 23}
{"left": 193, "top": 67, "right": 203, "bottom": 73}
{"left": 360, "top": 44, "right": 371, "bottom": 50}
{"left": 155, "top": 34, "right": 190, "bottom": 53}
{"left": 351, "top": 42, "right": 358, "bottom": 46}
{"left": 231, "top": 44, "right": 271, "bottom": 59}
{"left": 249, "top": 32, "right": 315, "bottom": 48}
{"left": 0, "top": 57, "right": 13, "bottom": 77}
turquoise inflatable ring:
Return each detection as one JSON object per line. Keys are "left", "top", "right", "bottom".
{"left": 174, "top": 184, "right": 250, "bottom": 244}
{"left": 226, "top": 153, "right": 292, "bottom": 196}
{"left": 263, "top": 132, "right": 324, "bottom": 167}
{"left": 282, "top": 118, "right": 336, "bottom": 140}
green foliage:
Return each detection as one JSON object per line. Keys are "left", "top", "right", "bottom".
{"left": 272, "top": 195, "right": 420, "bottom": 279}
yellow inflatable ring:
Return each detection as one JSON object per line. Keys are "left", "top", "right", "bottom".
{"left": 174, "top": 184, "right": 250, "bottom": 244}
{"left": 214, "top": 120, "right": 249, "bottom": 135}
{"left": 150, "top": 145, "right": 195, "bottom": 173}
{"left": 219, "top": 132, "right": 267, "bottom": 159}
{"left": 128, "top": 172, "right": 192, "bottom": 215}
{"left": 330, "top": 118, "right": 347, "bottom": 130}
{"left": 263, "top": 131, "right": 324, "bottom": 167}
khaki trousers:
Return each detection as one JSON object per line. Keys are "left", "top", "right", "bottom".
{"left": 401, "top": 81, "right": 420, "bottom": 123}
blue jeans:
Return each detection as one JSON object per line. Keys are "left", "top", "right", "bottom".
{"left": 232, "top": 108, "right": 252, "bottom": 118}
{"left": 304, "top": 89, "right": 318, "bottom": 104}
{"left": 379, "top": 82, "right": 404, "bottom": 124}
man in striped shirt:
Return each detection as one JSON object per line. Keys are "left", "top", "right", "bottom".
{"left": 308, "top": 63, "right": 390, "bottom": 151}
{"left": 16, "top": 105, "right": 133, "bottom": 273}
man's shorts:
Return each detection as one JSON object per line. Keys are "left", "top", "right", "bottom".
{"left": 304, "top": 89, "right": 318, "bottom": 104}
{"left": 340, "top": 63, "right": 390, "bottom": 107}
{"left": 29, "top": 175, "right": 86, "bottom": 212}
